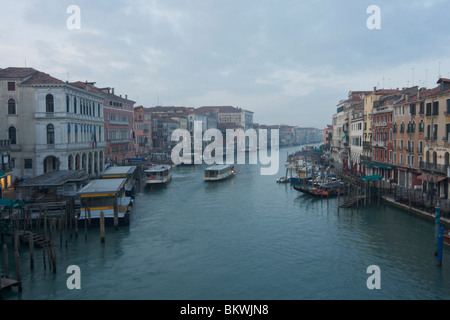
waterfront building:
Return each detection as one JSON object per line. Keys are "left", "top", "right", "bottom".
{"left": 349, "top": 103, "right": 364, "bottom": 167}
{"left": 162, "top": 117, "right": 181, "bottom": 151}
{"left": 324, "top": 125, "right": 333, "bottom": 146}
{"left": 332, "top": 91, "right": 369, "bottom": 167}
{"left": 369, "top": 90, "right": 408, "bottom": 182}
{"left": 391, "top": 86, "right": 422, "bottom": 189}
{"left": 361, "top": 88, "right": 400, "bottom": 167}
{"left": 134, "top": 106, "right": 152, "bottom": 158}
{"left": 101, "top": 88, "right": 136, "bottom": 165}
{"left": 69, "top": 83, "right": 136, "bottom": 166}
{"left": 419, "top": 78, "right": 450, "bottom": 199}
{"left": 0, "top": 67, "right": 106, "bottom": 180}
{"left": 0, "top": 139, "right": 13, "bottom": 197}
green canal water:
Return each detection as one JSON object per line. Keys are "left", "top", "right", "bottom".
{"left": 2, "top": 146, "right": 450, "bottom": 300}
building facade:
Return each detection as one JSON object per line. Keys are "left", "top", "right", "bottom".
{"left": 0, "top": 67, "right": 106, "bottom": 180}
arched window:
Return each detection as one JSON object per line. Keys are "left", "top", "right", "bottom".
{"left": 8, "top": 98, "right": 16, "bottom": 114}
{"left": 68, "top": 155, "right": 73, "bottom": 170}
{"left": 74, "top": 97, "right": 77, "bottom": 113}
{"left": 66, "top": 95, "right": 70, "bottom": 113}
{"left": 46, "top": 94, "right": 54, "bottom": 113}
{"left": 8, "top": 126, "right": 17, "bottom": 144}
{"left": 47, "top": 124, "right": 55, "bottom": 144}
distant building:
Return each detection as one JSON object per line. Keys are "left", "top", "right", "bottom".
{"left": 133, "top": 106, "right": 152, "bottom": 158}
{"left": 196, "top": 106, "right": 254, "bottom": 131}
{"left": 324, "top": 125, "right": 333, "bottom": 146}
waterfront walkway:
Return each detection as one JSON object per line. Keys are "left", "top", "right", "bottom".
{"left": 381, "top": 194, "right": 450, "bottom": 229}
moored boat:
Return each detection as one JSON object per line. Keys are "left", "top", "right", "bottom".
{"left": 277, "top": 176, "right": 289, "bottom": 183}
{"left": 444, "top": 230, "right": 450, "bottom": 246}
{"left": 293, "top": 181, "right": 346, "bottom": 197}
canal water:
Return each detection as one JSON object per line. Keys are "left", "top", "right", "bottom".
{"left": 2, "top": 146, "right": 450, "bottom": 300}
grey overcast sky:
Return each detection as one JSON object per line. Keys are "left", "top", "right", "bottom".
{"left": 1, "top": 0, "right": 450, "bottom": 128}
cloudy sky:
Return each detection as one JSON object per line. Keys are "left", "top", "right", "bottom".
{"left": 1, "top": 0, "right": 450, "bottom": 128}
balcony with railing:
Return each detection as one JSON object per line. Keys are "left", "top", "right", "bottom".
{"left": 0, "top": 162, "right": 14, "bottom": 172}
{"left": 372, "top": 140, "right": 386, "bottom": 147}
{"left": 0, "top": 140, "right": 10, "bottom": 151}
{"left": 110, "top": 138, "right": 132, "bottom": 144}
{"left": 109, "top": 120, "right": 130, "bottom": 126}
{"left": 419, "top": 161, "right": 449, "bottom": 174}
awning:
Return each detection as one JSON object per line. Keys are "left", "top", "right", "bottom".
{"left": 0, "top": 199, "right": 25, "bottom": 208}
{"left": 0, "top": 172, "right": 6, "bottom": 179}
{"left": 417, "top": 174, "right": 447, "bottom": 183}
{"left": 361, "top": 174, "right": 382, "bottom": 181}
{"left": 361, "top": 162, "right": 395, "bottom": 170}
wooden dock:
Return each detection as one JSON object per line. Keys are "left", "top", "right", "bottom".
{"left": 0, "top": 277, "right": 19, "bottom": 290}
{"left": 9, "top": 230, "right": 51, "bottom": 248}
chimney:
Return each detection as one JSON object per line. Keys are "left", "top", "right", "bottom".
{"left": 125, "top": 94, "right": 128, "bottom": 100}
{"left": 406, "top": 94, "right": 409, "bottom": 101}
{"left": 373, "top": 86, "right": 377, "bottom": 93}
{"left": 112, "top": 88, "right": 115, "bottom": 95}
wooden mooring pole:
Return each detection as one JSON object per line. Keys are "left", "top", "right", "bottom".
{"left": 438, "top": 226, "right": 444, "bottom": 266}
{"left": 3, "top": 244, "right": 9, "bottom": 279}
{"left": 14, "top": 251, "right": 22, "bottom": 292}
{"left": 84, "top": 210, "right": 88, "bottom": 241}
{"left": 29, "top": 232, "right": 34, "bottom": 270}
{"left": 114, "top": 203, "right": 119, "bottom": 231}
{"left": 100, "top": 211, "right": 105, "bottom": 243}
{"left": 435, "top": 203, "right": 441, "bottom": 256}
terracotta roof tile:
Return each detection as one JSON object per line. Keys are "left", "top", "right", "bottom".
{"left": 0, "top": 67, "right": 37, "bottom": 79}
{"left": 21, "top": 71, "right": 64, "bottom": 85}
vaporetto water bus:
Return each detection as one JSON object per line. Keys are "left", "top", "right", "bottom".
{"left": 77, "top": 178, "right": 133, "bottom": 226}
{"left": 204, "top": 164, "right": 235, "bottom": 181}
{"left": 145, "top": 165, "right": 172, "bottom": 185}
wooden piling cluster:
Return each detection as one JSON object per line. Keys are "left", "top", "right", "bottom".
{"left": 0, "top": 198, "right": 80, "bottom": 296}
{"left": 336, "top": 171, "right": 384, "bottom": 210}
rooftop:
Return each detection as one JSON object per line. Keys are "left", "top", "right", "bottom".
{"left": 77, "top": 178, "right": 126, "bottom": 195}
{"left": 101, "top": 166, "right": 137, "bottom": 177}
{"left": 0, "top": 67, "right": 38, "bottom": 79}
{"left": 19, "top": 170, "right": 89, "bottom": 187}
{"left": 21, "top": 71, "right": 65, "bottom": 85}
